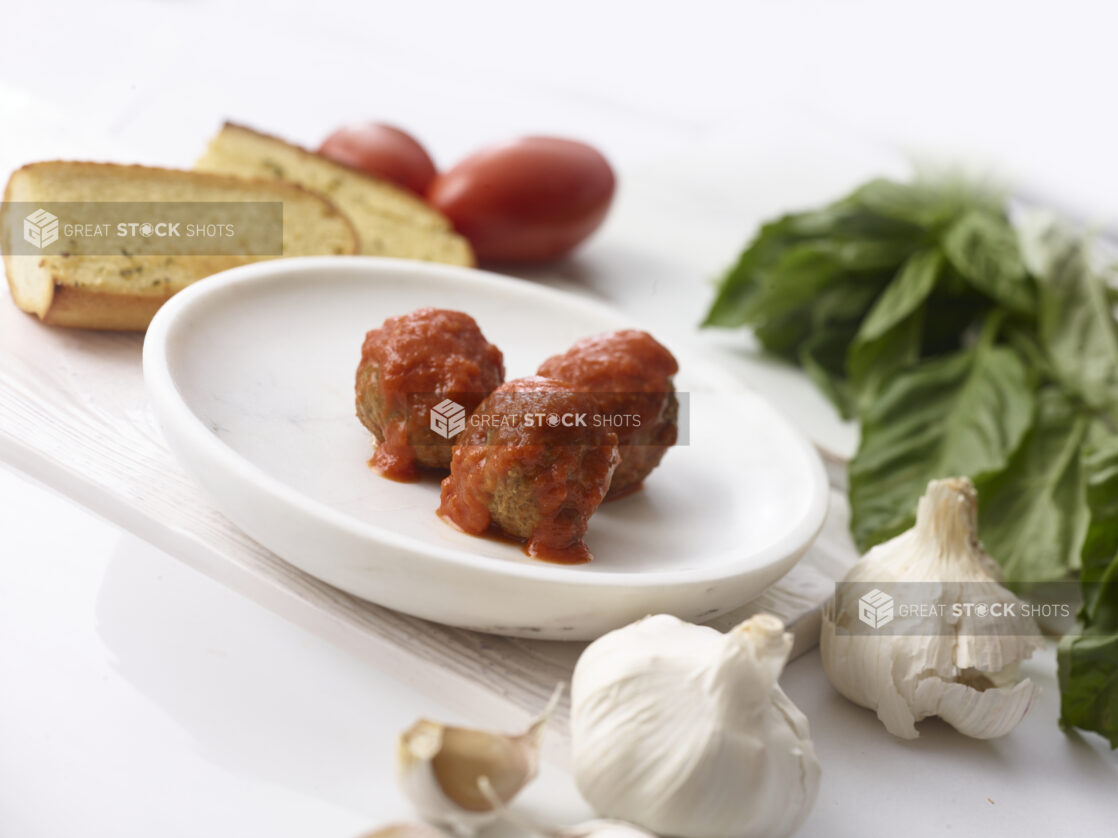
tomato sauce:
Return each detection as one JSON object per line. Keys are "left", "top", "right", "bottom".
{"left": 538, "top": 330, "right": 678, "bottom": 496}
{"left": 355, "top": 308, "right": 504, "bottom": 481}
{"left": 438, "top": 377, "right": 619, "bottom": 564}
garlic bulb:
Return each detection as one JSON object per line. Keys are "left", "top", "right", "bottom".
{"left": 820, "top": 477, "right": 1043, "bottom": 739}
{"left": 571, "top": 613, "right": 820, "bottom": 838}
{"left": 397, "top": 686, "right": 561, "bottom": 836}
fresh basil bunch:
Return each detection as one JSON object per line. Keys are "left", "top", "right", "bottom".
{"left": 705, "top": 179, "right": 1118, "bottom": 747}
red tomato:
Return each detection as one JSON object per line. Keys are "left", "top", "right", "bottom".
{"left": 318, "top": 123, "right": 437, "bottom": 195}
{"left": 427, "top": 137, "right": 615, "bottom": 264}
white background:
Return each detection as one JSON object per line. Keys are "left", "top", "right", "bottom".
{"left": 3, "top": 0, "right": 1118, "bottom": 219}
{"left": 2, "top": 2, "right": 1118, "bottom": 836}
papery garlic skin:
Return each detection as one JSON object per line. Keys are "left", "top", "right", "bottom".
{"left": 821, "top": 477, "right": 1043, "bottom": 739}
{"left": 475, "top": 775, "right": 657, "bottom": 838}
{"left": 357, "top": 823, "right": 453, "bottom": 838}
{"left": 558, "top": 820, "right": 658, "bottom": 838}
{"left": 396, "top": 688, "right": 558, "bottom": 837}
{"left": 571, "top": 613, "right": 820, "bottom": 838}
{"left": 397, "top": 721, "right": 504, "bottom": 837}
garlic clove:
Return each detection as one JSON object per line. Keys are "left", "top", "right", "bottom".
{"left": 402, "top": 721, "right": 539, "bottom": 811}
{"left": 476, "top": 775, "right": 657, "bottom": 838}
{"left": 397, "top": 685, "right": 561, "bottom": 835}
{"left": 355, "top": 823, "right": 453, "bottom": 838}
{"left": 556, "top": 820, "right": 658, "bottom": 838}
{"left": 911, "top": 675, "right": 1039, "bottom": 740}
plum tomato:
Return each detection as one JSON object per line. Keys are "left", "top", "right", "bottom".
{"left": 427, "top": 137, "right": 615, "bottom": 264}
{"left": 318, "top": 123, "right": 437, "bottom": 195}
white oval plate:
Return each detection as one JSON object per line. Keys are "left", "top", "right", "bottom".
{"left": 143, "top": 257, "right": 828, "bottom": 639}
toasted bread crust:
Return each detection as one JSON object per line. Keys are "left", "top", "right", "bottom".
{"left": 1, "top": 253, "right": 50, "bottom": 317}
{"left": 1, "top": 161, "right": 359, "bottom": 330}
{"left": 41, "top": 283, "right": 174, "bottom": 330}
{"left": 206, "top": 123, "right": 476, "bottom": 266}
{"left": 219, "top": 122, "right": 442, "bottom": 218}
{"left": 4, "top": 159, "right": 359, "bottom": 245}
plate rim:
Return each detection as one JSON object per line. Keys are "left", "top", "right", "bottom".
{"left": 143, "top": 255, "right": 829, "bottom": 590}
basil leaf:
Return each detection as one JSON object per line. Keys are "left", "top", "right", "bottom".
{"left": 849, "top": 339, "right": 1035, "bottom": 550}
{"left": 751, "top": 309, "right": 813, "bottom": 358}
{"left": 1058, "top": 425, "right": 1118, "bottom": 748}
{"left": 918, "top": 285, "right": 994, "bottom": 356}
{"left": 974, "top": 388, "right": 1090, "bottom": 586}
{"left": 843, "top": 249, "right": 940, "bottom": 409}
{"left": 799, "top": 329, "right": 856, "bottom": 418}
{"left": 704, "top": 195, "right": 923, "bottom": 329}
{"left": 782, "top": 192, "right": 928, "bottom": 243}
{"left": 942, "top": 210, "right": 1035, "bottom": 315}
{"left": 811, "top": 280, "right": 883, "bottom": 329}
{"left": 738, "top": 242, "right": 847, "bottom": 326}
{"left": 846, "top": 309, "right": 924, "bottom": 414}
{"left": 787, "top": 282, "right": 883, "bottom": 418}
{"left": 1002, "top": 321, "right": 1059, "bottom": 383}
{"left": 1059, "top": 630, "right": 1118, "bottom": 748}
{"left": 855, "top": 249, "right": 942, "bottom": 343}
{"left": 1078, "top": 428, "right": 1118, "bottom": 623}
{"left": 851, "top": 178, "right": 981, "bottom": 232}
{"left": 1028, "top": 221, "right": 1118, "bottom": 413}
{"left": 703, "top": 210, "right": 872, "bottom": 328}
{"left": 704, "top": 217, "right": 795, "bottom": 327}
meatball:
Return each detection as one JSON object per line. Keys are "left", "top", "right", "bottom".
{"left": 356, "top": 308, "right": 504, "bottom": 481}
{"left": 537, "top": 329, "right": 678, "bottom": 496}
{"left": 438, "top": 376, "right": 620, "bottom": 563}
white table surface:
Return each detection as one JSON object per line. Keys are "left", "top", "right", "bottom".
{"left": 3, "top": 1, "right": 1118, "bottom": 835}
{"left": 4, "top": 461, "right": 1116, "bottom": 838}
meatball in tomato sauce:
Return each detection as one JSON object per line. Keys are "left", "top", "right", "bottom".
{"left": 537, "top": 330, "right": 678, "bottom": 497}
{"left": 438, "top": 376, "right": 619, "bottom": 564}
{"left": 356, "top": 308, "right": 504, "bottom": 481}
